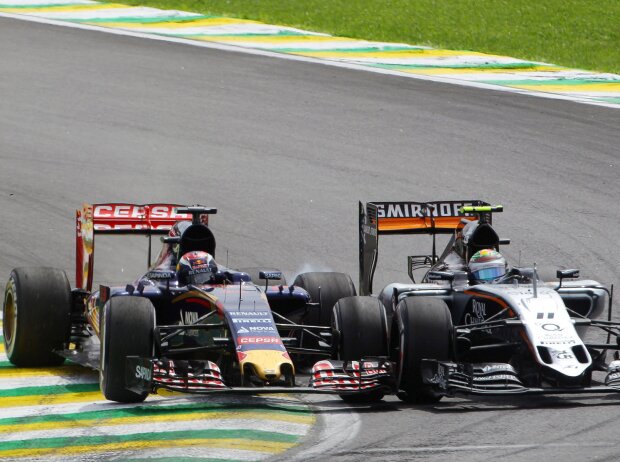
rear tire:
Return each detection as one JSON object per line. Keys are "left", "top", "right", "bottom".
{"left": 293, "top": 272, "right": 356, "bottom": 327}
{"left": 392, "top": 297, "right": 453, "bottom": 404}
{"left": 100, "top": 296, "right": 155, "bottom": 403}
{"left": 237, "top": 267, "right": 287, "bottom": 286}
{"left": 3, "top": 267, "right": 71, "bottom": 366}
{"left": 333, "top": 296, "right": 388, "bottom": 403}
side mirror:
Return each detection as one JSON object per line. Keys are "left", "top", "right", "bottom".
{"left": 427, "top": 271, "right": 455, "bottom": 282}
{"left": 259, "top": 271, "right": 282, "bottom": 281}
{"left": 499, "top": 238, "right": 511, "bottom": 245}
{"left": 259, "top": 270, "right": 282, "bottom": 291}
{"left": 557, "top": 269, "right": 579, "bottom": 279}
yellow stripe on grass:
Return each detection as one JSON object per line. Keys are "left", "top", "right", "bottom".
{"left": 194, "top": 34, "right": 347, "bottom": 44}
{"left": 290, "top": 48, "right": 489, "bottom": 59}
{"left": 0, "top": 343, "right": 4, "bottom": 354}
{"left": 0, "top": 409, "right": 314, "bottom": 434}
{"left": 0, "top": 437, "right": 294, "bottom": 459}
{"left": 0, "top": 390, "right": 103, "bottom": 408}
{"left": 0, "top": 365, "right": 93, "bottom": 378}
{"left": 97, "top": 17, "right": 258, "bottom": 28}
{"left": 400, "top": 65, "right": 561, "bottom": 75}
{"left": 0, "top": 3, "right": 128, "bottom": 12}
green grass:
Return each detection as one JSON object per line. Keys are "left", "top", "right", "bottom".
{"left": 109, "top": 0, "right": 619, "bottom": 74}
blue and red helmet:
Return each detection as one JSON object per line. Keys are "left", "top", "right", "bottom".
{"left": 469, "top": 249, "right": 506, "bottom": 282}
{"left": 177, "top": 251, "right": 217, "bottom": 285}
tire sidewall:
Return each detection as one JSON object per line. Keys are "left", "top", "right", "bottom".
{"left": 100, "top": 297, "right": 154, "bottom": 403}
{"left": 3, "top": 276, "right": 18, "bottom": 359}
{"left": 3, "top": 267, "right": 71, "bottom": 366}
{"left": 394, "top": 297, "right": 453, "bottom": 401}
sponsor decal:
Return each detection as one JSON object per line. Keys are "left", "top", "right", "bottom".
{"left": 481, "top": 364, "right": 514, "bottom": 373}
{"left": 94, "top": 204, "right": 189, "bottom": 220}
{"left": 362, "top": 224, "right": 377, "bottom": 237}
{"left": 473, "top": 374, "right": 518, "bottom": 382}
{"left": 541, "top": 323, "right": 563, "bottom": 331}
{"left": 428, "top": 365, "right": 447, "bottom": 388}
{"left": 229, "top": 311, "right": 272, "bottom": 317}
{"left": 237, "top": 326, "right": 249, "bottom": 334}
{"left": 182, "top": 311, "right": 199, "bottom": 325}
{"left": 552, "top": 350, "right": 574, "bottom": 360}
{"left": 376, "top": 202, "right": 473, "bottom": 219}
{"left": 247, "top": 326, "right": 276, "bottom": 332}
{"left": 539, "top": 339, "right": 576, "bottom": 345}
{"left": 261, "top": 271, "right": 282, "bottom": 279}
{"left": 90, "top": 203, "right": 208, "bottom": 231}
{"left": 135, "top": 365, "right": 152, "bottom": 381}
{"left": 232, "top": 318, "right": 272, "bottom": 324}
{"left": 146, "top": 271, "right": 175, "bottom": 280}
{"left": 607, "top": 372, "right": 620, "bottom": 381}
{"left": 464, "top": 299, "right": 491, "bottom": 333}
{"left": 238, "top": 336, "right": 282, "bottom": 345}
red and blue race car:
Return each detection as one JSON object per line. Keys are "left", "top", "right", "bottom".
{"left": 3, "top": 203, "right": 393, "bottom": 403}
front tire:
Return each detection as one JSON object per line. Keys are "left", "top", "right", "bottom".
{"left": 3, "top": 267, "right": 71, "bottom": 366}
{"left": 100, "top": 296, "right": 155, "bottom": 403}
{"left": 332, "top": 296, "right": 388, "bottom": 403}
{"left": 392, "top": 297, "right": 453, "bottom": 404}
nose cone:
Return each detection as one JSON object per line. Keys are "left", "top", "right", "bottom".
{"left": 239, "top": 350, "right": 294, "bottom": 382}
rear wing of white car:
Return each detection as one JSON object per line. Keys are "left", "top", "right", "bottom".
{"left": 358, "top": 200, "right": 495, "bottom": 295}
{"left": 75, "top": 203, "right": 215, "bottom": 291}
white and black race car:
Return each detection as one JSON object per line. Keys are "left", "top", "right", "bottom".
{"left": 353, "top": 200, "right": 617, "bottom": 403}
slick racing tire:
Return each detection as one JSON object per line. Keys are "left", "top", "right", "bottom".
{"left": 3, "top": 267, "right": 71, "bottom": 367}
{"left": 393, "top": 297, "right": 453, "bottom": 404}
{"left": 293, "top": 272, "right": 356, "bottom": 327}
{"left": 237, "top": 267, "right": 287, "bottom": 287}
{"left": 332, "top": 296, "right": 389, "bottom": 403}
{"left": 100, "top": 296, "right": 155, "bottom": 403}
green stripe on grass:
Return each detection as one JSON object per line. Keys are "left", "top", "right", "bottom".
{"left": 368, "top": 62, "right": 550, "bottom": 70}
{"left": 0, "top": 428, "right": 298, "bottom": 450}
{"left": 272, "top": 45, "right": 427, "bottom": 53}
{"left": 0, "top": 383, "right": 99, "bottom": 398}
{"left": 70, "top": 14, "right": 211, "bottom": 23}
{"left": 183, "top": 30, "right": 318, "bottom": 37}
{"left": 0, "top": 402, "right": 311, "bottom": 426}
{"left": 482, "top": 78, "right": 620, "bottom": 86}
{"left": 0, "top": 3, "right": 91, "bottom": 7}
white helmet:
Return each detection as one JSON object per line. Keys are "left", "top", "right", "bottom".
{"left": 469, "top": 249, "right": 506, "bottom": 282}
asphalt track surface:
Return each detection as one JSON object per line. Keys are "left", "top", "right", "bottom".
{"left": 1, "top": 15, "right": 619, "bottom": 462}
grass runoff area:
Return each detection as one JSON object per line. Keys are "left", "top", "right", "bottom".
{"left": 114, "top": 0, "right": 619, "bottom": 74}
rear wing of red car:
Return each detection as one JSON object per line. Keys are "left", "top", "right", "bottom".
{"left": 358, "top": 200, "right": 492, "bottom": 295}
{"left": 76, "top": 203, "right": 211, "bottom": 291}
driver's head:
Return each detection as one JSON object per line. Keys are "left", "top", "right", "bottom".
{"left": 177, "top": 251, "right": 217, "bottom": 285}
{"left": 469, "top": 249, "right": 506, "bottom": 283}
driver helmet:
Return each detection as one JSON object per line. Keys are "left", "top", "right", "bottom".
{"left": 177, "top": 251, "right": 217, "bottom": 285}
{"left": 469, "top": 249, "right": 506, "bottom": 282}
